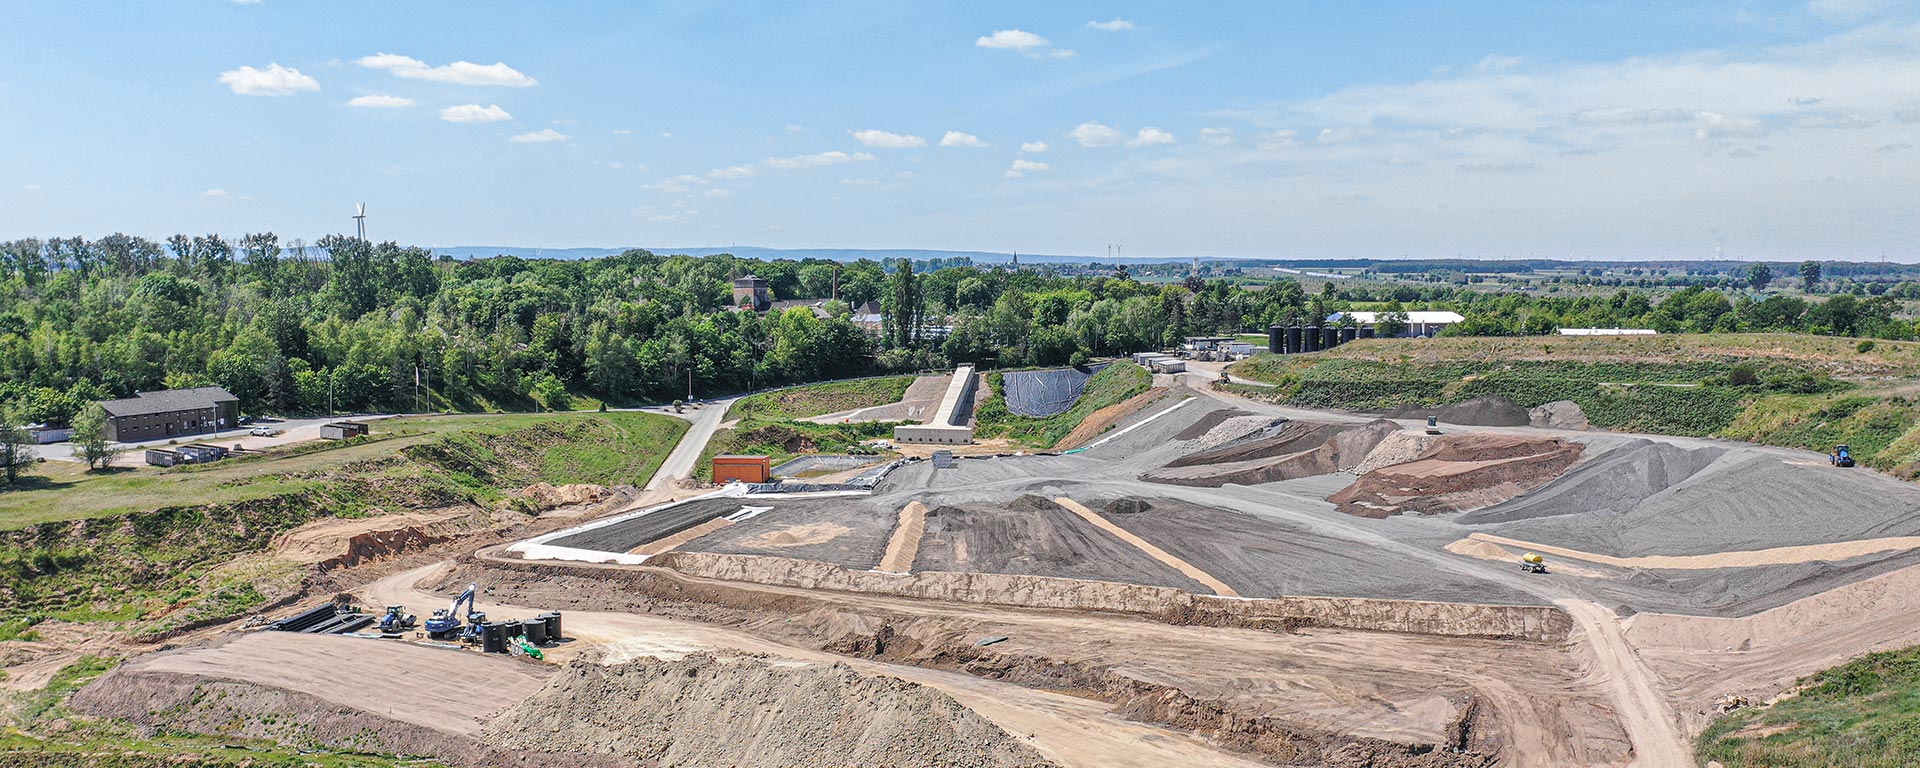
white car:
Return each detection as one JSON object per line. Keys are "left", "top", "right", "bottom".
{"left": 248, "top": 426, "right": 281, "bottom": 437}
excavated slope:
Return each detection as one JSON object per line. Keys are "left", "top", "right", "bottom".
{"left": 1457, "top": 440, "right": 1723, "bottom": 525}
{"left": 484, "top": 653, "right": 1053, "bottom": 768}
{"left": 1144, "top": 419, "right": 1400, "bottom": 487}
{"left": 1330, "top": 435, "right": 1584, "bottom": 518}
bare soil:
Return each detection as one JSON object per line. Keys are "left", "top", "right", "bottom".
{"left": 1330, "top": 435, "right": 1584, "bottom": 517}
{"left": 912, "top": 497, "right": 1209, "bottom": 591}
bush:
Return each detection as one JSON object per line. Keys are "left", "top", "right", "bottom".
{"left": 1727, "top": 364, "right": 1760, "bottom": 386}
{"left": 1859, "top": 339, "right": 1877, "bottom": 353}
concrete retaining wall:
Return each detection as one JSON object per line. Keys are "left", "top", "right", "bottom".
{"left": 652, "top": 551, "right": 1571, "bottom": 642}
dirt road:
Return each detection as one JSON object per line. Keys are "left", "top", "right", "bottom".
{"left": 362, "top": 564, "right": 1271, "bottom": 768}
{"left": 1558, "top": 600, "right": 1694, "bottom": 768}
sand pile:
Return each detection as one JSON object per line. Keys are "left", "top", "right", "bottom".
{"left": 1528, "top": 400, "right": 1588, "bottom": 430}
{"left": 1144, "top": 419, "right": 1399, "bottom": 487}
{"left": 1329, "top": 435, "right": 1584, "bottom": 518}
{"left": 1458, "top": 440, "right": 1721, "bottom": 525}
{"left": 483, "top": 653, "right": 1053, "bottom": 768}
{"left": 1385, "top": 396, "right": 1531, "bottom": 427}
{"left": 1348, "top": 431, "right": 1442, "bottom": 474}
{"left": 1173, "top": 407, "right": 1253, "bottom": 440}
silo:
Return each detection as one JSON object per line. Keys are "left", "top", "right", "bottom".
{"left": 1304, "top": 326, "right": 1322, "bottom": 352}
{"left": 1358, "top": 326, "right": 1375, "bottom": 339}
{"left": 1268, "top": 325, "right": 1284, "bottom": 355}
{"left": 1339, "top": 326, "right": 1357, "bottom": 344}
{"left": 1285, "top": 326, "right": 1303, "bottom": 354}
{"left": 1323, "top": 327, "right": 1340, "bottom": 350}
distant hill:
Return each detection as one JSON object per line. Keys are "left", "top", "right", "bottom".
{"left": 427, "top": 245, "right": 1180, "bottom": 265}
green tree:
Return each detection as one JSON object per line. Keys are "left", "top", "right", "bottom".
{"left": 71, "top": 405, "right": 119, "bottom": 471}
{"left": 0, "top": 408, "right": 34, "bottom": 488}
{"left": 1375, "top": 301, "right": 1410, "bottom": 337}
{"left": 1800, "top": 260, "right": 1822, "bottom": 292}
{"left": 885, "top": 258, "right": 921, "bottom": 348}
{"left": 1747, "top": 263, "right": 1772, "bottom": 291}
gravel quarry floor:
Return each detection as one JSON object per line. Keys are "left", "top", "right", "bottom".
{"left": 679, "top": 495, "right": 898, "bottom": 569}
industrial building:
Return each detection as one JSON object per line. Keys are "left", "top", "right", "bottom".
{"left": 320, "top": 422, "right": 371, "bottom": 440}
{"left": 97, "top": 386, "right": 240, "bottom": 443}
{"left": 1325, "top": 310, "right": 1464, "bottom": 338}
{"left": 894, "top": 364, "right": 977, "bottom": 444}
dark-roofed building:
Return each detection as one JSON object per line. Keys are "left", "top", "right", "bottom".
{"left": 97, "top": 386, "right": 240, "bottom": 442}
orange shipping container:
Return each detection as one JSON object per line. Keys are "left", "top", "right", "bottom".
{"left": 711, "top": 455, "right": 772, "bottom": 484}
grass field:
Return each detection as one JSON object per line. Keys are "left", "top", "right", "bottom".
{"left": 728, "top": 376, "right": 914, "bottom": 421}
{"left": 0, "top": 412, "right": 687, "bottom": 529}
{"left": 1697, "top": 644, "right": 1920, "bottom": 767}
{"left": 974, "top": 362, "right": 1153, "bottom": 448}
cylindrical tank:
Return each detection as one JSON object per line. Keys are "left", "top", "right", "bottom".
{"left": 1303, "top": 326, "right": 1321, "bottom": 352}
{"left": 1358, "top": 326, "right": 1375, "bottom": 339}
{"left": 1339, "top": 326, "right": 1357, "bottom": 344}
{"left": 1285, "top": 326, "right": 1302, "bottom": 354}
{"left": 1323, "top": 326, "right": 1340, "bottom": 350}
{"left": 542, "top": 612, "right": 563, "bottom": 642}
{"left": 481, "top": 622, "right": 506, "bottom": 654}
{"left": 1267, "top": 325, "right": 1283, "bottom": 355}
{"left": 524, "top": 617, "right": 548, "bottom": 646}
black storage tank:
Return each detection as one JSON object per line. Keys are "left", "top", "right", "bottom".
{"left": 1323, "top": 326, "right": 1340, "bottom": 350}
{"left": 481, "top": 622, "right": 506, "bottom": 654}
{"left": 1339, "top": 326, "right": 1357, "bottom": 344}
{"left": 1267, "top": 325, "right": 1283, "bottom": 355}
{"left": 1285, "top": 326, "right": 1302, "bottom": 354}
{"left": 1303, "top": 326, "right": 1321, "bottom": 352}
{"left": 1358, "top": 326, "right": 1375, "bottom": 339}
{"left": 541, "top": 611, "right": 562, "bottom": 642}
{"left": 523, "top": 617, "right": 548, "bottom": 646}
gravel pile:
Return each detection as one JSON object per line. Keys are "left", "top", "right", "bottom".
{"left": 1191, "top": 414, "right": 1276, "bottom": 450}
{"left": 1385, "top": 396, "right": 1532, "bottom": 427}
{"left": 485, "top": 653, "right": 1053, "bottom": 768}
{"left": 1457, "top": 440, "right": 1721, "bottom": 526}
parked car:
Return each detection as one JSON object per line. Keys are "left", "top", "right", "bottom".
{"left": 248, "top": 426, "right": 281, "bottom": 437}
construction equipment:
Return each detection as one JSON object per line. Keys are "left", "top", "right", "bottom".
{"left": 1831, "top": 444, "right": 1856, "bottom": 467}
{"left": 1217, "top": 371, "right": 1232, "bottom": 385}
{"left": 1425, "top": 416, "right": 1442, "bottom": 435}
{"left": 424, "top": 583, "right": 485, "bottom": 642}
{"left": 1520, "top": 552, "right": 1548, "bottom": 574}
{"left": 378, "top": 605, "right": 416, "bottom": 635}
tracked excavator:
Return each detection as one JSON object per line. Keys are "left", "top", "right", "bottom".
{"left": 424, "top": 582, "right": 486, "bottom": 642}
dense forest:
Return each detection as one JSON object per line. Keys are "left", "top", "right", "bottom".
{"left": 2, "top": 233, "right": 1912, "bottom": 429}
{"left": 0, "top": 234, "right": 1302, "bottom": 427}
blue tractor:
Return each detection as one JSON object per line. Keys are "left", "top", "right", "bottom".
{"left": 423, "top": 582, "right": 487, "bottom": 642}
{"left": 378, "top": 605, "right": 417, "bottom": 636}
{"left": 1831, "top": 444, "right": 1856, "bottom": 468}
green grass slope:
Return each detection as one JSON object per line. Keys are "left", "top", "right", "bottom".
{"left": 974, "top": 362, "right": 1153, "bottom": 448}
{"left": 1698, "top": 645, "right": 1920, "bottom": 767}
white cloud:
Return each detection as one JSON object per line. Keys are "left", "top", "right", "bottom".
{"left": 661, "top": 131, "right": 673, "bottom": 139}
{"left": 1005, "top": 159, "right": 1051, "bottom": 178}
{"left": 644, "top": 174, "right": 707, "bottom": 193}
{"left": 1087, "top": 18, "right": 1134, "bottom": 31}
{"left": 23, "top": 184, "right": 39, "bottom": 191}
{"left": 976, "top": 29, "right": 1050, "bottom": 51}
{"left": 509, "top": 128, "right": 568, "bottom": 143}
{"left": 1199, "top": 127, "right": 1235, "bottom": 145}
{"left": 216, "top": 63, "right": 319, "bottom": 96}
{"left": 612, "top": 129, "right": 635, "bottom": 135}
{"left": 851, "top": 129, "right": 927, "bottom": 148}
{"left": 358, "top": 52, "right": 536, "bottom": 87}
{"left": 1256, "top": 129, "right": 1299, "bottom": 150}
{"left": 1050, "top": 49, "right": 1079, "bottom": 60}
{"left": 1570, "top": 106, "right": 1696, "bottom": 124}
{"left": 1128, "top": 127, "right": 1176, "bottom": 147}
{"left": 1693, "top": 111, "right": 1765, "bottom": 140}
{"left": 708, "top": 164, "right": 756, "bottom": 179}
{"left": 764, "top": 150, "right": 874, "bottom": 170}
{"left": 1808, "top": 0, "right": 1890, "bottom": 23}
{"left": 701, "top": 188, "right": 734, "bottom": 198}
{"left": 231, "top": 0, "right": 262, "bottom": 5}
{"left": 785, "top": 123, "right": 805, "bottom": 133}
{"left": 347, "top": 94, "right": 414, "bottom": 108}
{"left": 203, "top": 189, "right": 229, "bottom": 197}
{"left": 940, "top": 131, "right": 989, "bottom": 148}
{"left": 1020, "top": 141, "right": 1050, "bottom": 153}
{"left": 1069, "top": 121, "right": 1123, "bottom": 147}
{"left": 840, "top": 178, "right": 880, "bottom": 186}
{"left": 439, "top": 104, "right": 512, "bottom": 124}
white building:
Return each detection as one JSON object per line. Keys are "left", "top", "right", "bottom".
{"left": 1326, "top": 310, "right": 1465, "bottom": 338}
{"left": 1557, "top": 328, "right": 1657, "bottom": 336}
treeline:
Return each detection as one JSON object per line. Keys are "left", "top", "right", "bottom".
{"left": 0, "top": 234, "right": 1309, "bottom": 426}
{"left": 1445, "top": 286, "right": 1911, "bottom": 338}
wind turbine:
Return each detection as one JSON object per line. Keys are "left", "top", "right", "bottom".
{"left": 353, "top": 203, "right": 368, "bottom": 241}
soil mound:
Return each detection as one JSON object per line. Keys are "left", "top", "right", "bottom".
{"left": 1144, "top": 420, "right": 1399, "bottom": 487}
{"left": 1386, "top": 396, "right": 1531, "bottom": 427}
{"left": 1458, "top": 440, "right": 1721, "bottom": 525}
{"left": 1173, "top": 407, "right": 1253, "bottom": 440}
{"left": 483, "top": 653, "right": 1053, "bottom": 768}
{"left": 1528, "top": 400, "right": 1588, "bottom": 430}
{"left": 1330, "top": 435, "right": 1584, "bottom": 518}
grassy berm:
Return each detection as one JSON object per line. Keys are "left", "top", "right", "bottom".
{"left": 1697, "top": 645, "right": 1920, "bottom": 767}
{"left": 1227, "top": 333, "right": 1920, "bottom": 475}
{"left": 696, "top": 378, "right": 913, "bottom": 480}
{"left": 974, "top": 362, "right": 1152, "bottom": 448}
{"left": 0, "top": 411, "right": 685, "bottom": 640}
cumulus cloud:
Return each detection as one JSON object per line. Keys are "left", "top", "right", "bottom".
{"left": 1004, "top": 159, "right": 1051, "bottom": 178}
{"left": 976, "top": 29, "right": 1050, "bottom": 51}
{"left": 1069, "top": 121, "right": 1123, "bottom": 147}
{"left": 1128, "top": 127, "right": 1176, "bottom": 147}
{"left": 217, "top": 63, "right": 319, "bottom": 96}
{"left": 347, "top": 94, "right": 414, "bottom": 108}
{"left": 1050, "top": 49, "right": 1079, "bottom": 60}
{"left": 851, "top": 129, "right": 926, "bottom": 148}
{"left": 1199, "top": 127, "right": 1235, "bottom": 145}
{"left": 1020, "top": 141, "right": 1049, "bottom": 153}
{"left": 644, "top": 174, "right": 706, "bottom": 193}
{"left": 764, "top": 150, "right": 874, "bottom": 170}
{"left": 940, "top": 131, "right": 989, "bottom": 148}
{"left": 203, "top": 189, "right": 229, "bottom": 197}
{"left": 1087, "top": 18, "right": 1134, "bottom": 31}
{"left": 358, "top": 52, "right": 536, "bottom": 87}
{"left": 612, "top": 129, "right": 635, "bottom": 135}
{"left": 707, "top": 164, "right": 756, "bottom": 179}
{"left": 439, "top": 104, "right": 512, "bottom": 123}
{"left": 509, "top": 129, "right": 568, "bottom": 143}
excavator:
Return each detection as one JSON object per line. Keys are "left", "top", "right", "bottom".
{"left": 424, "top": 583, "right": 486, "bottom": 642}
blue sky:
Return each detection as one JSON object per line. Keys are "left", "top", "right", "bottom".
{"left": 3, "top": 1, "right": 1918, "bottom": 260}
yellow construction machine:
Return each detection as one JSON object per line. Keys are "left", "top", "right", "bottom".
{"left": 1520, "top": 552, "right": 1547, "bottom": 574}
